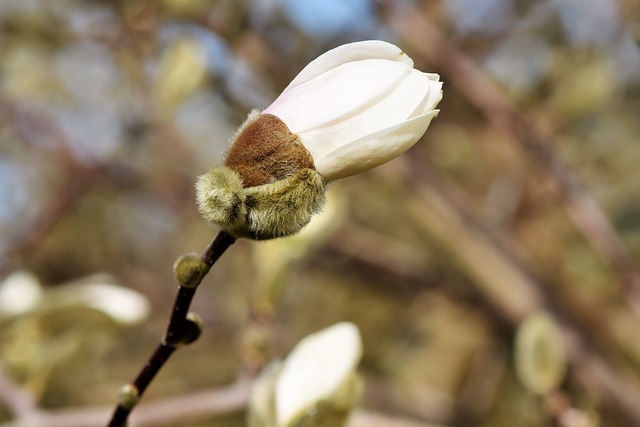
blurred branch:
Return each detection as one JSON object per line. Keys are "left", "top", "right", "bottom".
{"left": 0, "top": 164, "right": 102, "bottom": 277}
{"left": 0, "top": 381, "right": 250, "bottom": 427}
{"left": 0, "top": 379, "right": 444, "bottom": 427}
{"left": 0, "top": 100, "right": 103, "bottom": 277}
{"left": 384, "top": 3, "right": 640, "bottom": 314}
{"left": 399, "top": 160, "right": 640, "bottom": 424}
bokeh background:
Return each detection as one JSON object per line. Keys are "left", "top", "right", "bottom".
{"left": 1, "top": 0, "right": 640, "bottom": 426}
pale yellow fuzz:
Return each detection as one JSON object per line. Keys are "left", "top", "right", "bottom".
{"left": 195, "top": 167, "right": 327, "bottom": 240}
{"left": 195, "top": 167, "right": 246, "bottom": 227}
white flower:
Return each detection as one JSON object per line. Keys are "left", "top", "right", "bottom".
{"left": 274, "top": 322, "right": 362, "bottom": 426}
{"left": 196, "top": 41, "right": 442, "bottom": 240}
{"left": 249, "top": 322, "right": 363, "bottom": 427}
{"left": 263, "top": 40, "right": 443, "bottom": 181}
{"left": 0, "top": 270, "right": 42, "bottom": 316}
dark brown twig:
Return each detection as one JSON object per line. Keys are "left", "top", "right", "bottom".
{"left": 106, "top": 231, "right": 236, "bottom": 427}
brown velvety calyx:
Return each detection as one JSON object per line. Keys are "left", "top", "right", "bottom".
{"left": 225, "top": 113, "right": 315, "bottom": 188}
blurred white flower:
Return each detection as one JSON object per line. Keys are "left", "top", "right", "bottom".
{"left": 248, "top": 322, "right": 363, "bottom": 427}
{"left": 73, "top": 281, "right": 151, "bottom": 325}
{"left": 0, "top": 271, "right": 150, "bottom": 325}
{"left": 0, "top": 270, "right": 43, "bottom": 316}
{"left": 277, "top": 322, "right": 362, "bottom": 426}
{"left": 263, "top": 40, "right": 443, "bottom": 181}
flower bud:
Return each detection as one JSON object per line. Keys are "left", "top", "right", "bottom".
{"left": 515, "top": 311, "right": 567, "bottom": 395}
{"left": 175, "top": 312, "right": 203, "bottom": 346}
{"left": 196, "top": 40, "right": 442, "bottom": 240}
{"left": 173, "top": 253, "right": 208, "bottom": 288}
{"left": 117, "top": 383, "right": 140, "bottom": 410}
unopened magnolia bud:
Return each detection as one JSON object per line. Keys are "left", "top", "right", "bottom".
{"left": 196, "top": 40, "right": 442, "bottom": 240}
{"left": 173, "top": 253, "right": 207, "bottom": 288}
{"left": 117, "top": 383, "right": 140, "bottom": 410}
{"left": 515, "top": 312, "right": 567, "bottom": 395}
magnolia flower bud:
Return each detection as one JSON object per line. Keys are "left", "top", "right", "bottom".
{"left": 196, "top": 40, "right": 442, "bottom": 240}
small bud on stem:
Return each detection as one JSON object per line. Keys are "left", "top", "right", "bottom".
{"left": 173, "top": 253, "right": 208, "bottom": 288}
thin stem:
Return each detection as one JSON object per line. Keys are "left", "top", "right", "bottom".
{"left": 106, "top": 231, "right": 236, "bottom": 427}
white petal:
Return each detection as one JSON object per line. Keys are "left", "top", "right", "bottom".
{"left": 316, "top": 109, "right": 440, "bottom": 181}
{"left": 267, "top": 61, "right": 439, "bottom": 163}
{"left": 298, "top": 68, "right": 439, "bottom": 164}
{"left": 267, "top": 59, "right": 410, "bottom": 131}
{"left": 275, "top": 322, "right": 362, "bottom": 426}
{"left": 411, "top": 79, "right": 443, "bottom": 117}
{"left": 278, "top": 40, "right": 413, "bottom": 96}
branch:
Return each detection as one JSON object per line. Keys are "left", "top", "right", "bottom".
{"left": 106, "top": 231, "right": 236, "bottom": 427}
{"left": 0, "top": 380, "right": 444, "bottom": 427}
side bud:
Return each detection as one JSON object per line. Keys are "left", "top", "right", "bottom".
{"left": 173, "top": 253, "right": 208, "bottom": 288}
{"left": 175, "top": 312, "right": 203, "bottom": 346}
{"left": 117, "top": 384, "right": 140, "bottom": 410}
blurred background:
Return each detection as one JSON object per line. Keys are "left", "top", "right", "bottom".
{"left": 1, "top": 0, "right": 640, "bottom": 426}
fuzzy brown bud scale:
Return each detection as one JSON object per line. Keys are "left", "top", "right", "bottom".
{"left": 225, "top": 113, "right": 315, "bottom": 187}
{"left": 196, "top": 111, "right": 327, "bottom": 240}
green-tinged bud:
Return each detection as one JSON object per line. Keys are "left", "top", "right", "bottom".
{"left": 173, "top": 253, "right": 208, "bottom": 288}
{"left": 175, "top": 312, "right": 203, "bottom": 346}
{"left": 515, "top": 311, "right": 567, "bottom": 395}
{"left": 117, "top": 383, "right": 140, "bottom": 410}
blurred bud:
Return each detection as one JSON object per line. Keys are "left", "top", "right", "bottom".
{"left": 118, "top": 383, "right": 140, "bottom": 410}
{"left": 248, "top": 322, "right": 363, "bottom": 427}
{"left": 155, "top": 37, "right": 208, "bottom": 114}
{"left": 250, "top": 188, "right": 345, "bottom": 314}
{"left": 515, "top": 311, "right": 567, "bottom": 394}
{"left": 173, "top": 253, "right": 208, "bottom": 288}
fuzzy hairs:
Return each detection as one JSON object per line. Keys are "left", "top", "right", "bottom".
{"left": 196, "top": 166, "right": 326, "bottom": 240}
